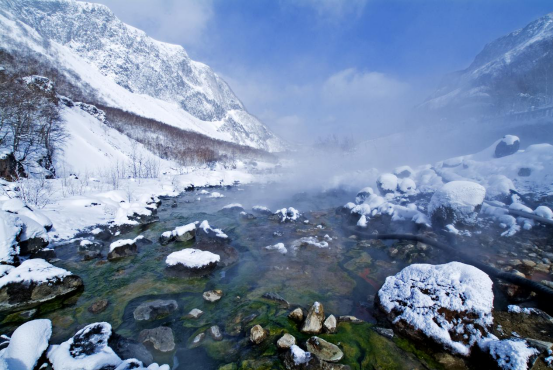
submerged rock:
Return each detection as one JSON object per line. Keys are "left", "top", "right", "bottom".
{"left": 0, "top": 259, "right": 83, "bottom": 312}
{"left": 133, "top": 299, "right": 178, "bottom": 321}
{"left": 109, "top": 333, "right": 154, "bottom": 366}
{"left": 262, "top": 292, "right": 290, "bottom": 308}
{"left": 277, "top": 333, "right": 297, "bottom": 349}
{"left": 377, "top": 262, "right": 493, "bottom": 356}
{"left": 250, "top": 325, "right": 267, "bottom": 344}
{"left": 88, "top": 299, "right": 109, "bottom": 314}
{"left": 139, "top": 327, "right": 175, "bottom": 352}
{"left": 190, "top": 332, "right": 205, "bottom": 348}
{"left": 306, "top": 336, "right": 344, "bottom": 362}
{"left": 203, "top": 289, "right": 223, "bottom": 302}
{"left": 301, "top": 302, "right": 325, "bottom": 334}
{"left": 185, "top": 308, "right": 204, "bottom": 319}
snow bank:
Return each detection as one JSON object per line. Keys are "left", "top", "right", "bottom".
{"left": 2, "top": 199, "right": 52, "bottom": 230}
{"left": 165, "top": 248, "right": 220, "bottom": 268}
{"left": 0, "top": 319, "right": 52, "bottom": 370}
{"left": 0, "top": 259, "right": 71, "bottom": 289}
{"left": 0, "top": 211, "right": 22, "bottom": 264}
{"left": 378, "top": 262, "right": 494, "bottom": 356}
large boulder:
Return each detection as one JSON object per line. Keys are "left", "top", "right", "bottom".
{"left": 428, "top": 181, "right": 486, "bottom": 229}
{"left": 494, "top": 135, "right": 520, "bottom": 158}
{"left": 165, "top": 248, "right": 220, "bottom": 276}
{"left": 0, "top": 259, "right": 83, "bottom": 312}
{"left": 0, "top": 319, "right": 52, "bottom": 370}
{"left": 159, "top": 223, "right": 196, "bottom": 245}
{"left": 133, "top": 299, "right": 178, "bottom": 321}
{"left": 18, "top": 215, "right": 49, "bottom": 255}
{"left": 377, "top": 262, "right": 493, "bottom": 356}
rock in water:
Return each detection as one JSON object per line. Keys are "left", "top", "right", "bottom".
{"left": 1, "top": 319, "right": 52, "bottom": 370}
{"left": 495, "top": 135, "right": 520, "bottom": 158}
{"left": 48, "top": 322, "right": 122, "bottom": 369}
{"left": 301, "top": 302, "right": 325, "bottom": 334}
{"left": 376, "top": 173, "right": 398, "bottom": 195}
{"left": 377, "top": 262, "right": 493, "bottom": 356}
{"left": 159, "top": 222, "right": 196, "bottom": 245}
{"left": 203, "top": 289, "right": 223, "bottom": 302}
{"left": 323, "top": 315, "right": 337, "bottom": 334}
{"left": 289, "top": 308, "right": 304, "bottom": 322}
{"left": 109, "top": 333, "right": 154, "bottom": 367}
{"left": 133, "top": 299, "right": 178, "bottom": 321}
{"left": 262, "top": 292, "right": 290, "bottom": 308}
{"left": 0, "top": 259, "right": 83, "bottom": 312}
{"left": 306, "top": 336, "right": 344, "bottom": 362}
{"left": 165, "top": 248, "right": 219, "bottom": 274}
{"left": 209, "top": 325, "right": 223, "bottom": 341}
{"left": 185, "top": 308, "right": 204, "bottom": 319}
{"left": 250, "top": 325, "right": 267, "bottom": 344}
{"left": 88, "top": 299, "right": 109, "bottom": 314}
{"left": 277, "top": 333, "right": 296, "bottom": 349}
{"left": 428, "top": 181, "right": 486, "bottom": 229}
{"left": 108, "top": 236, "right": 142, "bottom": 260}
{"left": 190, "top": 332, "right": 205, "bottom": 348}
{"left": 139, "top": 327, "right": 175, "bottom": 352}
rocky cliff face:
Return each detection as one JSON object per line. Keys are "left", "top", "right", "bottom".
{"left": 0, "top": 0, "right": 286, "bottom": 151}
{"left": 420, "top": 12, "right": 553, "bottom": 119}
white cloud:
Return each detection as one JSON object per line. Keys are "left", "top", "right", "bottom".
{"left": 322, "top": 68, "right": 409, "bottom": 104}
{"left": 94, "top": 0, "right": 213, "bottom": 46}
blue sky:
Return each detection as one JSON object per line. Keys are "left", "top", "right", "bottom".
{"left": 96, "top": 0, "right": 553, "bottom": 141}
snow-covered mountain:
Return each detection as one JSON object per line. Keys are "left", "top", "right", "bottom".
{"left": 0, "top": 0, "right": 286, "bottom": 152}
{"left": 420, "top": 12, "right": 553, "bottom": 119}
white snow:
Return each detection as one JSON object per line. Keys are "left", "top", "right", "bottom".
{"left": 357, "top": 215, "right": 368, "bottom": 227}
{"left": 377, "top": 173, "right": 398, "bottom": 192}
{"left": 398, "top": 178, "right": 417, "bottom": 193}
{"left": 378, "top": 262, "right": 494, "bottom": 356}
{"left": 501, "top": 135, "right": 520, "bottom": 146}
{"left": 479, "top": 338, "right": 538, "bottom": 370}
{"left": 535, "top": 206, "right": 553, "bottom": 220}
{"left": 275, "top": 207, "right": 300, "bottom": 222}
{"left": 165, "top": 248, "right": 220, "bottom": 268}
{"left": 18, "top": 215, "right": 48, "bottom": 243}
{"left": 208, "top": 192, "right": 224, "bottom": 198}
{"left": 109, "top": 236, "right": 144, "bottom": 252}
{"left": 199, "top": 220, "right": 228, "bottom": 238}
{"left": 221, "top": 203, "right": 243, "bottom": 210}
{"left": 264, "top": 243, "right": 287, "bottom": 254}
{"left": 290, "top": 345, "right": 311, "bottom": 365}
{"left": 161, "top": 222, "right": 196, "bottom": 239}
{"left": 252, "top": 205, "right": 271, "bottom": 213}
{"left": 0, "top": 259, "right": 71, "bottom": 289}
{"left": 428, "top": 181, "right": 486, "bottom": 225}
{"left": 1, "top": 200, "right": 52, "bottom": 230}
{"left": 0, "top": 211, "right": 22, "bottom": 264}
{"left": 291, "top": 237, "right": 329, "bottom": 250}
{"left": 0, "top": 319, "right": 52, "bottom": 370}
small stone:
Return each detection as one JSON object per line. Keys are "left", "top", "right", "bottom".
{"left": 306, "top": 336, "right": 344, "bottom": 362}
{"left": 535, "top": 263, "right": 550, "bottom": 273}
{"left": 348, "top": 235, "right": 357, "bottom": 240}
{"left": 522, "top": 259, "right": 537, "bottom": 268}
{"left": 185, "top": 308, "right": 204, "bottom": 319}
{"left": 509, "top": 259, "right": 522, "bottom": 266}
{"left": 139, "top": 326, "right": 175, "bottom": 352}
{"left": 250, "top": 324, "right": 267, "bottom": 344}
{"left": 190, "top": 332, "right": 205, "bottom": 348}
{"left": 277, "top": 333, "right": 296, "bottom": 349}
{"left": 323, "top": 315, "right": 337, "bottom": 334}
{"left": 337, "top": 315, "right": 363, "bottom": 323}
{"left": 209, "top": 325, "right": 223, "bottom": 341}
{"left": 88, "top": 299, "right": 109, "bottom": 314}
{"left": 288, "top": 308, "right": 304, "bottom": 322}
{"left": 301, "top": 302, "right": 325, "bottom": 334}
{"left": 373, "top": 327, "right": 394, "bottom": 339}
{"left": 203, "top": 289, "right": 223, "bottom": 302}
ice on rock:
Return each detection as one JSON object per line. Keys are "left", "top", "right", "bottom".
{"left": 479, "top": 338, "right": 538, "bottom": 370}
{"left": 0, "top": 211, "right": 22, "bottom": 264}
{"left": 428, "top": 181, "right": 486, "bottom": 227}
{"left": 0, "top": 319, "right": 52, "bottom": 370}
{"left": 378, "top": 262, "right": 494, "bottom": 356}
{"left": 165, "top": 248, "right": 220, "bottom": 269}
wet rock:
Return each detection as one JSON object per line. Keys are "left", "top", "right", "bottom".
{"left": 109, "top": 333, "right": 154, "bottom": 366}
{"left": 306, "top": 336, "right": 344, "bottom": 362}
{"left": 337, "top": 316, "right": 363, "bottom": 324}
{"left": 250, "top": 324, "right": 267, "bottom": 344}
{"left": 525, "top": 338, "right": 553, "bottom": 353}
{"left": 283, "top": 345, "right": 350, "bottom": 370}
{"left": 88, "top": 299, "right": 109, "bottom": 314}
{"left": 522, "top": 259, "right": 536, "bottom": 268}
{"left": 301, "top": 302, "right": 325, "bottom": 334}
{"left": 82, "top": 250, "right": 102, "bottom": 261}
{"left": 159, "top": 223, "right": 196, "bottom": 245}
{"left": 497, "top": 270, "right": 533, "bottom": 302}
{"left": 495, "top": 135, "right": 520, "bottom": 158}
{"left": 30, "top": 247, "right": 56, "bottom": 261}
{"left": 190, "top": 332, "right": 205, "bottom": 348}
{"left": 262, "top": 292, "right": 290, "bottom": 308}
{"left": 185, "top": 308, "right": 204, "bottom": 319}
{"left": 203, "top": 289, "right": 223, "bottom": 302}
{"left": 139, "top": 326, "right": 175, "bottom": 352}
{"left": 108, "top": 236, "right": 141, "bottom": 260}
{"left": 133, "top": 299, "right": 178, "bottom": 321}
{"left": 289, "top": 308, "right": 304, "bottom": 322}
{"left": 372, "top": 327, "right": 394, "bottom": 339}
{"left": 0, "top": 259, "right": 83, "bottom": 312}
{"left": 277, "top": 333, "right": 296, "bottom": 349}
{"left": 165, "top": 248, "right": 219, "bottom": 276}
{"left": 209, "top": 325, "right": 223, "bottom": 341}
{"left": 323, "top": 315, "right": 337, "bottom": 334}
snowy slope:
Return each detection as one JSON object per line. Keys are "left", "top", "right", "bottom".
{"left": 0, "top": 0, "right": 286, "bottom": 152}
{"left": 420, "top": 12, "right": 553, "bottom": 117}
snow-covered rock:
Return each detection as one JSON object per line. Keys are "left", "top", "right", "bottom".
{"left": 0, "top": 211, "right": 22, "bottom": 264}
{"left": 198, "top": 220, "right": 228, "bottom": 240}
{"left": 398, "top": 178, "right": 417, "bottom": 194}
{"left": 108, "top": 236, "right": 143, "bottom": 260}
{"left": 535, "top": 206, "right": 553, "bottom": 220}
{"left": 479, "top": 338, "right": 538, "bottom": 370}
{"left": 394, "top": 165, "right": 414, "bottom": 178}
{"left": 355, "top": 187, "right": 374, "bottom": 204}
{"left": 495, "top": 135, "right": 520, "bottom": 158}
{"left": 18, "top": 215, "right": 49, "bottom": 255}
{"left": 274, "top": 207, "right": 301, "bottom": 222}
{"left": 47, "top": 322, "right": 121, "bottom": 370}
{"left": 376, "top": 173, "right": 398, "bottom": 195}
{"left": 220, "top": 203, "right": 244, "bottom": 212}
{"left": 0, "top": 259, "right": 83, "bottom": 312}
{"left": 252, "top": 205, "right": 272, "bottom": 215}
{"left": 165, "top": 249, "right": 220, "bottom": 271}
{"left": 0, "top": 319, "right": 52, "bottom": 370}
{"left": 290, "top": 237, "right": 329, "bottom": 251}
{"left": 159, "top": 222, "right": 196, "bottom": 245}
{"left": 428, "top": 181, "right": 486, "bottom": 228}
{"left": 377, "top": 262, "right": 494, "bottom": 356}
{"left": 264, "top": 243, "right": 287, "bottom": 254}
{"left": 2, "top": 199, "right": 52, "bottom": 231}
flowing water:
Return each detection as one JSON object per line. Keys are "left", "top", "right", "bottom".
{"left": 1, "top": 185, "right": 550, "bottom": 369}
